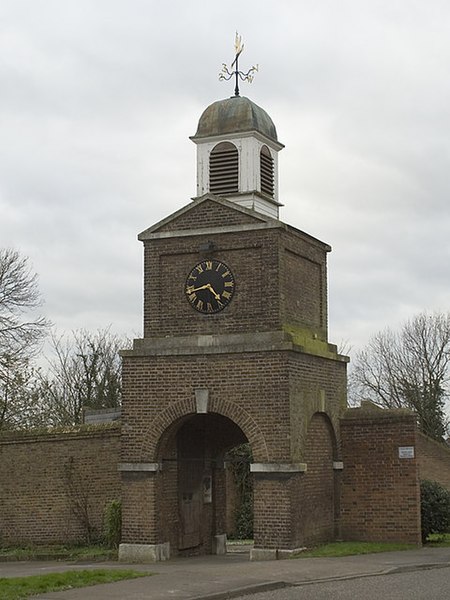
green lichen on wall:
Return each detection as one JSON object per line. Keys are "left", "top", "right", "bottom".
{"left": 283, "top": 324, "right": 344, "bottom": 361}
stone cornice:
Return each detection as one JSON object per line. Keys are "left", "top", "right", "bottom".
{"left": 121, "top": 331, "right": 348, "bottom": 363}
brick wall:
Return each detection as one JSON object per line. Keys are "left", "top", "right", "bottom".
{"left": 280, "top": 229, "right": 329, "bottom": 339}
{"left": 417, "top": 433, "right": 450, "bottom": 490}
{"left": 288, "top": 352, "right": 347, "bottom": 464}
{"left": 121, "top": 351, "right": 291, "bottom": 465}
{"left": 141, "top": 206, "right": 330, "bottom": 341}
{"left": 143, "top": 229, "right": 282, "bottom": 338}
{"left": 121, "top": 472, "right": 158, "bottom": 544}
{"left": 253, "top": 474, "right": 296, "bottom": 549}
{"left": 156, "top": 198, "right": 259, "bottom": 232}
{"left": 0, "top": 425, "right": 121, "bottom": 545}
{"left": 340, "top": 408, "right": 421, "bottom": 545}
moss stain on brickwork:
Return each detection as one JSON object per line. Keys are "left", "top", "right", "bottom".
{"left": 282, "top": 324, "right": 345, "bottom": 361}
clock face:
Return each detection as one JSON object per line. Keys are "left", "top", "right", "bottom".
{"left": 185, "top": 259, "right": 235, "bottom": 314}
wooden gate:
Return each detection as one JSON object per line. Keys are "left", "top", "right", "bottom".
{"left": 177, "top": 422, "right": 205, "bottom": 550}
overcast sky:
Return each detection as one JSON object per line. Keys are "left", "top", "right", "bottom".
{"left": 1, "top": 0, "right": 449, "bottom": 359}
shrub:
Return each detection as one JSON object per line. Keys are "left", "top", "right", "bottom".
{"left": 420, "top": 480, "right": 450, "bottom": 543}
{"left": 104, "top": 499, "right": 122, "bottom": 549}
{"left": 227, "top": 443, "right": 253, "bottom": 539}
{"left": 235, "top": 498, "right": 253, "bottom": 539}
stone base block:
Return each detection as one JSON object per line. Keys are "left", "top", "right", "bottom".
{"left": 212, "top": 533, "right": 227, "bottom": 555}
{"left": 250, "top": 547, "right": 277, "bottom": 561}
{"left": 118, "top": 542, "right": 170, "bottom": 563}
{"left": 276, "top": 547, "right": 306, "bottom": 559}
{"left": 250, "top": 547, "right": 306, "bottom": 561}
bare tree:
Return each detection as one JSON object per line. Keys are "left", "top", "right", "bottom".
{"left": 0, "top": 248, "right": 49, "bottom": 358}
{"left": 40, "top": 328, "right": 129, "bottom": 426}
{"left": 0, "top": 248, "right": 50, "bottom": 429}
{"left": 350, "top": 312, "right": 450, "bottom": 440}
{"left": 0, "top": 356, "right": 50, "bottom": 430}
{"left": 64, "top": 456, "right": 98, "bottom": 543}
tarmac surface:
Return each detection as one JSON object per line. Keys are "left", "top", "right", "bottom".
{"left": 2, "top": 545, "right": 450, "bottom": 600}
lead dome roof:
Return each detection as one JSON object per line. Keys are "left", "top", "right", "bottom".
{"left": 192, "top": 96, "right": 278, "bottom": 143}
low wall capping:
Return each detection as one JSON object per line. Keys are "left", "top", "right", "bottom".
{"left": 251, "top": 462, "right": 307, "bottom": 473}
{"left": 119, "top": 463, "right": 162, "bottom": 472}
{"left": 341, "top": 407, "right": 416, "bottom": 421}
{"left": 0, "top": 424, "right": 121, "bottom": 445}
{"left": 417, "top": 431, "right": 450, "bottom": 454}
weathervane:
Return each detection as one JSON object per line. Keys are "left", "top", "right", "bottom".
{"left": 219, "top": 32, "right": 258, "bottom": 97}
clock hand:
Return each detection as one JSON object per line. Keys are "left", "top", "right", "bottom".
{"left": 205, "top": 283, "right": 221, "bottom": 300}
{"left": 187, "top": 283, "right": 221, "bottom": 299}
{"left": 188, "top": 284, "right": 211, "bottom": 293}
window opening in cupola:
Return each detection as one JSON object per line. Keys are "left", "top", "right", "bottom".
{"left": 209, "top": 142, "right": 239, "bottom": 195}
{"left": 260, "top": 145, "right": 274, "bottom": 197}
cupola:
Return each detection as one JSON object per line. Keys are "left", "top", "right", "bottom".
{"left": 190, "top": 95, "right": 284, "bottom": 218}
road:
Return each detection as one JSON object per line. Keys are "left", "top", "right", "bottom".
{"left": 236, "top": 566, "right": 450, "bottom": 600}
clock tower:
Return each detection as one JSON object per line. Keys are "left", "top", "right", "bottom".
{"left": 119, "top": 83, "right": 348, "bottom": 562}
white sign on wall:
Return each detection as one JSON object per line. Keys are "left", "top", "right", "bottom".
{"left": 398, "top": 446, "right": 415, "bottom": 459}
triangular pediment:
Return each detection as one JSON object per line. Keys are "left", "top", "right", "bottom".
{"left": 138, "top": 194, "right": 280, "bottom": 240}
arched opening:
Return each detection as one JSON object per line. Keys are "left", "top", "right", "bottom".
{"left": 300, "top": 412, "right": 338, "bottom": 545}
{"left": 260, "top": 145, "right": 274, "bottom": 197}
{"left": 209, "top": 142, "right": 239, "bottom": 195}
{"left": 155, "top": 412, "right": 250, "bottom": 556}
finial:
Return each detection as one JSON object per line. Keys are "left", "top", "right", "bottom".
{"left": 219, "top": 32, "right": 259, "bottom": 97}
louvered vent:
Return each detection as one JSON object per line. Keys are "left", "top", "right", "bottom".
{"left": 209, "top": 142, "right": 239, "bottom": 195}
{"left": 260, "top": 145, "right": 274, "bottom": 197}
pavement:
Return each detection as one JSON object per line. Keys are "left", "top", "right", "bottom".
{"left": 2, "top": 545, "right": 450, "bottom": 600}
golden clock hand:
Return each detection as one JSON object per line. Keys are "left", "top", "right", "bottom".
{"left": 205, "top": 283, "right": 221, "bottom": 300}
{"left": 189, "top": 284, "right": 210, "bottom": 293}
{"left": 188, "top": 283, "right": 221, "bottom": 299}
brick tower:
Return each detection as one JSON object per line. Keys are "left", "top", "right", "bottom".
{"left": 119, "top": 92, "right": 348, "bottom": 562}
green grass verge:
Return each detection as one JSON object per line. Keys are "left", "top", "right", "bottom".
{"left": 0, "top": 545, "right": 116, "bottom": 562}
{"left": 291, "top": 541, "right": 416, "bottom": 558}
{"left": 0, "top": 569, "right": 149, "bottom": 600}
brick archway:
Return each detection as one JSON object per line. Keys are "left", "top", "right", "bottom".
{"left": 140, "top": 397, "right": 269, "bottom": 462}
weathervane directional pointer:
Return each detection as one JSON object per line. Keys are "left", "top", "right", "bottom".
{"left": 219, "top": 32, "right": 258, "bottom": 97}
